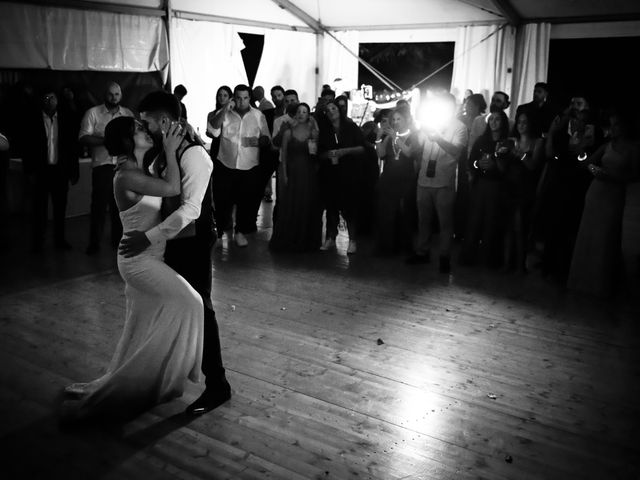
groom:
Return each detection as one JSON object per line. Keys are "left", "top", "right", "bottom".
{"left": 119, "top": 90, "right": 231, "bottom": 415}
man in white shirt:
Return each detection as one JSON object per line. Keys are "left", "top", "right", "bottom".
{"left": 79, "top": 82, "right": 134, "bottom": 254}
{"left": 407, "top": 92, "right": 468, "bottom": 273}
{"left": 210, "top": 84, "right": 271, "bottom": 247}
{"left": 119, "top": 90, "right": 231, "bottom": 416}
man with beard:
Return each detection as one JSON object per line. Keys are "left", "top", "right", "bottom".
{"left": 270, "top": 85, "right": 285, "bottom": 119}
{"left": 79, "top": 82, "right": 134, "bottom": 254}
{"left": 119, "top": 90, "right": 231, "bottom": 416}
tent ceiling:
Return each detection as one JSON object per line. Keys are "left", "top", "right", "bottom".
{"left": 19, "top": 0, "right": 640, "bottom": 27}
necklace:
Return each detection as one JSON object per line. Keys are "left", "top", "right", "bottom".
{"left": 393, "top": 130, "right": 410, "bottom": 160}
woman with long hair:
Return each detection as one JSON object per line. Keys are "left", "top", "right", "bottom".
{"left": 317, "top": 100, "right": 366, "bottom": 254}
{"left": 269, "top": 103, "right": 322, "bottom": 252}
{"left": 460, "top": 110, "right": 511, "bottom": 267}
{"left": 206, "top": 85, "right": 233, "bottom": 161}
{"left": 500, "top": 110, "right": 545, "bottom": 272}
{"left": 568, "top": 108, "right": 639, "bottom": 297}
{"left": 373, "top": 107, "right": 419, "bottom": 255}
{"left": 61, "top": 116, "right": 204, "bottom": 423}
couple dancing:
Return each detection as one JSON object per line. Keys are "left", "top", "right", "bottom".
{"left": 61, "top": 91, "right": 230, "bottom": 423}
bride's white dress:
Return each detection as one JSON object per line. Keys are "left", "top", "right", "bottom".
{"left": 65, "top": 195, "right": 203, "bottom": 420}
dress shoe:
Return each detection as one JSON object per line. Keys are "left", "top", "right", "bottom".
{"left": 185, "top": 381, "right": 231, "bottom": 416}
{"left": 405, "top": 252, "right": 430, "bottom": 265}
{"left": 319, "top": 238, "right": 336, "bottom": 251}
{"left": 235, "top": 232, "right": 248, "bottom": 247}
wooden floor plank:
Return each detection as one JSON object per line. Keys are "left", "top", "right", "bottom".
{"left": 1, "top": 212, "right": 640, "bottom": 479}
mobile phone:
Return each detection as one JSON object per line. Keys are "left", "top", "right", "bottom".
{"left": 426, "top": 159, "right": 437, "bottom": 177}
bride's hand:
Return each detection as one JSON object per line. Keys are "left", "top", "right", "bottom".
{"left": 163, "top": 121, "right": 185, "bottom": 154}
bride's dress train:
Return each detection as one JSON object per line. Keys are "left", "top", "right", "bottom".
{"left": 62, "top": 195, "right": 204, "bottom": 421}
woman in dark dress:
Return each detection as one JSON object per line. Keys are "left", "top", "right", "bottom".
{"left": 373, "top": 107, "right": 420, "bottom": 255}
{"left": 568, "top": 109, "right": 639, "bottom": 298}
{"left": 500, "top": 110, "right": 545, "bottom": 272}
{"left": 538, "top": 95, "right": 601, "bottom": 282}
{"left": 460, "top": 110, "right": 511, "bottom": 267}
{"left": 269, "top": 103, "right": 322, "bottom": 252}
{"left": 317, "top": 100, "right": 366, "bottom": 254}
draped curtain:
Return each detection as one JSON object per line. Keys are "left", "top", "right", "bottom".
{"left": 511, "top": 23, "right": 551, "bottom": 118}
{"left": 0, "top": 2, "right": 168, "bottom": 73}
{"left": 253, "top": 29, "right": 318, "bottom": 105}
{"left": 169, "top": 18, "right": 248, "bottom": 135}
{"left": 320, "top": 30, "right": 360, "bottom": 96}
{"left": 450, "top": 24, "right": 516, "bottom": 115}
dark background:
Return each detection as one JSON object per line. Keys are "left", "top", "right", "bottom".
{"left": 547, "top": 36, "right": 640, "bottom": 114}
{"left": 358, "top": 42, "right": 455, "bottom": 96}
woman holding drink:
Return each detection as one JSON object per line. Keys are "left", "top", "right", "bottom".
{"left": 269, "top": 103, "right": 322, "bottom": 252}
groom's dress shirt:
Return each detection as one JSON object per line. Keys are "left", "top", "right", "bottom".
{"left": 145, "top": 144, "right": 212, "bottom": 244}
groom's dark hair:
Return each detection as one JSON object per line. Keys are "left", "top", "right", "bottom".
{"left": 138, "top": 90, "right": 181, "bottom": 120}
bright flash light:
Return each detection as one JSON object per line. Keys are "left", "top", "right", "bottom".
{"left": 417, "top": 94, "right": 454, "bottom": 131}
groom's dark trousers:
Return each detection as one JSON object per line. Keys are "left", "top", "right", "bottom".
{"left": 164, "top": 236, "right": 226, "bottom": 388}
{"left": 163, "top": 143, "right": 227, "bottom": 390}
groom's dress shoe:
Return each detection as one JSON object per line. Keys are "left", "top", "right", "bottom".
{"left": 186, "top": 381, "right": 231, "bottom": 416}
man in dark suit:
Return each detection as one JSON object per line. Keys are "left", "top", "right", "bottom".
{"left": 23, "top": 89, "right": 80, "bottom": 252}
{"left": 515, "top": 82, "right": 557, "bottom": 137}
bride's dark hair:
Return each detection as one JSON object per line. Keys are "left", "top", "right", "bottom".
{"left": 105, "top": 116, "right": 157, "bottom": 176}
{"left": 104, "top": 117, "right": 135, "bottom": 157}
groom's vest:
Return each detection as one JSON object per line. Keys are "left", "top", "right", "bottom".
{"left": 160, "top": 135, "right": 216, "bottom": 242}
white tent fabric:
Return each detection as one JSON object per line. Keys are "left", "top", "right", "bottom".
{"left": 2, "top": 0, "right": 640, "bottom": 129}
{"left": 169, "top": 17, "right": 248, "bottom": 135}
{"left": 320, "top": 30, "right": 360, "bottom": 95}
{"left": 450, "top": 25, "right": 516, "bottom": 112}
{"left": 0, "top": 2, "right": 168, "bottom": 72}
{"left": 511, "top": 23, "right": 551, "bottom": 116}
{"left": 252, "top": 28, "right": 317, "bottom": 105}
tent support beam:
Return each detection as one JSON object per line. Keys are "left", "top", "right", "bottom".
{"left": 164, "top": 0, "right": 172, "bottom": 89}
{"left": 173, "top": 10, "right": 314, "bottom": 33}
{"left": 334, "top": 20, "right": 504, "bottom": 31}
{"left": 270, "top": 0, "right": 322, "bottom": 34}
{"left": 489, "top": 0, "right": 521, "bottom": 26}
{"left": 0, "top": 0, "right": 165, "bottom": 17}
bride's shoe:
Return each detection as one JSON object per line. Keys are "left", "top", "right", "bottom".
{"left": 63, "top": 383, "right": 88, "bottom": 398}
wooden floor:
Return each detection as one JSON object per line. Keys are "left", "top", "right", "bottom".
{"left": 1, "top": 202, "right": 640, "bottom": 480}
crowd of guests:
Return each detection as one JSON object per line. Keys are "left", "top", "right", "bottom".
{"left": 202, "top": 80, "right": 639, "bottom": 300}
{"left": 1, "top": 79, "right": 639, "bottom": 300}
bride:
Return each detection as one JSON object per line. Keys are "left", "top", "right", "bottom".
{"left": 61, "top": 116, "right": 204, "bottom": 422}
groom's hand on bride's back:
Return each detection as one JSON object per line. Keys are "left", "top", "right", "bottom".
{"left": 119, "top": 231, "right": 151, "bottom": 257}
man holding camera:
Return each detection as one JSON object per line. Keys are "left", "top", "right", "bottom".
{"left": 406, "top": 92, "right": 467, "bottom": 273}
